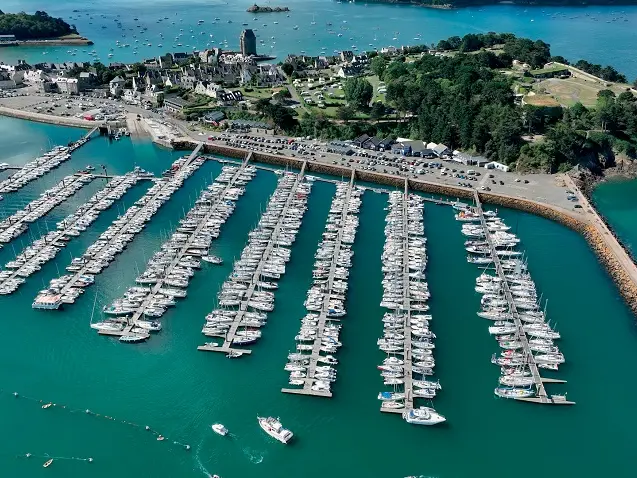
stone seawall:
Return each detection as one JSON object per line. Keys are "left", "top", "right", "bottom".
{"left": 0, "top": 106, "right": 96, "bottom": 129}
{"left": 193, "top": 142, "right": 637, "bottom": 315}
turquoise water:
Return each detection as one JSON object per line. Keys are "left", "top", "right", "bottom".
{"left": 1, "top": 116, "right": 637, "bottom": 477}
{"left": 593, "top": 178, "right": 637, "bottom": 257}
{"left": 1, "top": 0, "right": 637, "bottom": 78}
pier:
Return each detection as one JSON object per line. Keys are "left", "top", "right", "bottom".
{"left": 123, "top": 158, "right": 253, "bottom": 329}
{"left": 34, "top": 149, "right": 206, "bottom": 309}
{"left": 0, "top": 173, "right": 94, "bottom": 245}
{"left": 281, "top": 169, "right": 357, "bottom": 398}
{"left": 200, "top": 162, "right": 308, "bottom": 355}
{"left": 0, "top": 127, "right": 97, "bottom": 196}
{"left": 0, "top": 173, "right": 141, "bottom": 293}
{"left": 472, "top": 191, "right": 575, "bottom": 405}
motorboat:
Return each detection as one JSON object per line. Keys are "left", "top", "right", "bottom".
{"left": 402, "top": 407, "right": 446, "bottom": 425}
{"left": 257, "top": 416, "right": 293, "bottom": 444}
{"left": 211, "top": 423, "right": 228, "bottom": 436}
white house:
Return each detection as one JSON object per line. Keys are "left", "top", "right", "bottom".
{"left": 485, "top": 161, "right": 510, "bottom": 172}
{"left": 109, "top": 76, "right": 126, "bottom": 97}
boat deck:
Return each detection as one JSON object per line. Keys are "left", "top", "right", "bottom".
{"left": 200, "top": 161, "right": 308, "bottom": 354}
{"left": 281, "top": 169, "right": 356, "bottom": 398}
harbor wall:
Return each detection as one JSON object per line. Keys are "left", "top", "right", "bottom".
{"left": 195, "top": 142, "right": 637, "bottom": 315}
{"left": 477, "top": 192, "right": 637, "bottom": 315}
{"left": 0, "top": 106, "right": 96, "bottom": 129}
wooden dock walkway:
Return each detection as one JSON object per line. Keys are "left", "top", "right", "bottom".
{"left": 381, "top": 179, "right": 415, "bottom": 414}
{"left": 56, "top": 147, "right": 205, "bottom": 301}
{"left": 126, "top": 158, "right": 252, "bottom": 326}
{"left": 0, "top": 174, "right": 141, "bottom": 289}
{"left": 473, "top": 191, "right": 574, "bottom": 405}
{"left": 281, "top": 169, "right": 356, "bottom": 398}
{"left": 0, "top": 173, "right": 94, "bottom": 239}
{"left": 199, "top": 161, "right": 308, "bottom": 355}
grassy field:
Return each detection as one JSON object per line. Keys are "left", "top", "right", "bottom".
{"left": 239, "top": 87, "right": 283, "bottom": 101}
{"left": 523, "top": 93, "right": 561, "bottom": 107}
{"left": 366, "top": 75, "right": 386, "bottom": 103}
{"left": 536, "top": 76, "right": 634, "bottom": 108}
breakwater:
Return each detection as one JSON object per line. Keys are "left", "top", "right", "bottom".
{"left": 0, "top": 107, "right": 96, "bottom": 129}
{"left": 200, "top": 143, "right": 637, "bottom": 316}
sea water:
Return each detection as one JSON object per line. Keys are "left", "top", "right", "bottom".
{"left": 0, "top": 115, "right": 636, "bottom": 477}
{"left": 0, "top": 0, "right": 636, "bottom": 78}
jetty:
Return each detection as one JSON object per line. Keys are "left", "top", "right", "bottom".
{"left": 199, "top": 162, "right": 308, "bottom": 355}
{"left": 33, "top": 147, "right": 205, "bottom": 310}
{"left": 123, "top": 159, "right": 253, "bottom": 330}
{"left": 472, "top": 191, "right": 574, "bottom": 405}
{"left": 281, "top": 169, "right": 358, "bottom": 398}
{"left": 0, "top": 173, "right": 94, "bottom": 245}
{"left": 0, "top": 127, "right": 97, "bottom": 195}
{"left": 0, "top": 172, "right": 142, "bottom": 294}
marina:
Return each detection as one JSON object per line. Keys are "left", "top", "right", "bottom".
{"left": 459, "top": 192, "right": 574, "bottom": 405}
{"left": 0, "top": 128, "right": 95, "bottom": 196}
{"left": 31, "top": 145, "right": 205, "bottom": 310}
{"left": 0, "top": 171, "right": 143, "bottom": 294}
{"left": 99, "top": 160, "right": 257, "bottom": 340}
{"left": 198, "top": 163, "right": 311, "bottom": 355}
{"left": 0, "top": 173, "right": 94, "bottom": 245}
{"left": 377, "top": 184, "right": 443, "bottom": 422}
{"left": 281, "top": 170, "right": 362, "bottom": 398}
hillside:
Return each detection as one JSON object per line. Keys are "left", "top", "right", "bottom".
{"left": 0, "top": 10, "right": 77, "bottom": 40}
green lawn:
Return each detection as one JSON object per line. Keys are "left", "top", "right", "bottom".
{"left": 366, "top": 75, "right": 386, "bottom": 103}
{"left": 240, "top": 87, "right": 283, "bottom": 100}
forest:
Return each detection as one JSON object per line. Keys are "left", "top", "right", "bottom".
{"left": 0, "top": 11, "right": 77, "bottom": 40}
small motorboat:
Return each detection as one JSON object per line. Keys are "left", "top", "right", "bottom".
{"left": 42, "top": 403, "right": 53, "bottom": 409}
{"left": 202, "top": 255, "right": 223, "bottom": 265}
{"left": 43, "top": 459, "right": 53, "bottom": 468}
{"left": 212, "top": 423, "right": 228, "bottom": 436}
{"left": 226, "top": 350, "right": 244, "bottom": 358}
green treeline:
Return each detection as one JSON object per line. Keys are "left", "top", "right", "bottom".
{"left": 258, "top": 32, "right": 637, "bottom": 173}
{"left": 0, "top": 10, "right": 77, "bottom": 40}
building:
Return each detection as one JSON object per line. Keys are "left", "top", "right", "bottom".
{"left": 240, "top": 29, "right": 257, "bottom": 56}
{"left": 55, "top": 77, "right": 79, "bottom": 95}
{"left": 485, "top": 161, "right": 510, "bottom": 172}
{"left": 109, "top": 76, "right": 126, "bottom": 97}
{"left": 163, "top": 94, "right": 189, "bottom": 114}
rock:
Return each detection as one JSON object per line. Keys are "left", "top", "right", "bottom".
{"left": 246, "top": 4, "right": 290, "bottom": 13}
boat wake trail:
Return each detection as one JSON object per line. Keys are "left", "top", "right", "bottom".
{"left": 241, "top": 447, "right": 264, "bottom": 464}
{"left": 193, "top": 439, "right": 212, "bottom": 477}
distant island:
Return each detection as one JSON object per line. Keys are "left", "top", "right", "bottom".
{"left": 0, "top": 10, "right": 77, "bottom": 40}
{"left": 359, "top": 0, "right": 637, "bottom": 8}
{"left": 0, "top": 10, "right": 91, "bottom": 45}
{"left": 246, "top": 4, "right": 290, "bottom": 13}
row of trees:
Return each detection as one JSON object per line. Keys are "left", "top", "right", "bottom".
{"left": 0, "top": 11, "right": 76, "bottom": 40}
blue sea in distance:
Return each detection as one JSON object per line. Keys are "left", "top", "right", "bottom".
{"left": 0, "top": 0, "right": 636, "bottom": 79}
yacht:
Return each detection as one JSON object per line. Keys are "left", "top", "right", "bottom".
{"left": 402, "top": 407, "right": 446, "bottom": 425}
{"left": 119, "top": 333, "right": 149, "bottom": 343}
{"left": 257, "top": 416, "right": 293, "bottom": 444}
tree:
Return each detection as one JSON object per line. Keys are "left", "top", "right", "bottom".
{"left": 370, "top": 56, "right": 388, "bottom": 80}
{"left": 281, "top": 63, "right": 294, "bottom": 77}
{"left": 343, "top": 77, "right": 373, "bottom": 110}
{"left": 370, "top": 102, "right": 387, "bottom": 120}
{"left": 336, "top": 105, "right": 355, "bottom": 123}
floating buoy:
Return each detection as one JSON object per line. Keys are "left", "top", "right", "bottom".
{"left": 85, "top": 409, "right": 91, "bottom": 414}
{"left": 13, "top": 392, "right": 18, "bottom": 397}
{"left": 25, "top": 453, "right": 31, "bottom": 458}
{"left": 88, "top": 458, "right": 93, "bottom": 463}
{"left": 185, "top": 445, "right": 191, "bottom": 450}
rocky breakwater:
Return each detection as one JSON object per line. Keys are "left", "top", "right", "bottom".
{"left": 479, "top": 191, "right": 637, "bottom": 316}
